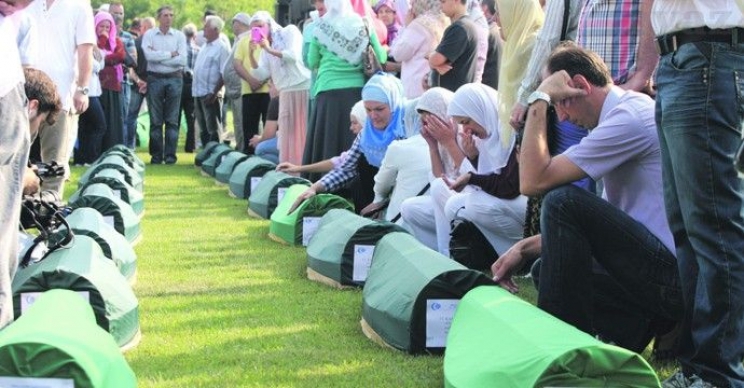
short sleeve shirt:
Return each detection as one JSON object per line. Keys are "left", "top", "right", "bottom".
{"left": 434, "top": 17, "right": 479, "bottom": 92}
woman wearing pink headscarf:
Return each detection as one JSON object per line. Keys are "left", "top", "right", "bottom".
{"left": 94, "top": 11, "right": 125, "bottom": 150}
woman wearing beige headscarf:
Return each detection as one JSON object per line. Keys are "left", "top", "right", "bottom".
{"left": 495, "top": 0, "right": 543, "bottom": 144}
{"left": 389, "top": 0, "right": 449, "bottom": 98}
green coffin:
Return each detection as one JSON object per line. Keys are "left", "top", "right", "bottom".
{"left": 443, "top": 286, "right": 660, "bottom": 388}
{"left": 306, "top": 209, "right": 407, "bottom": 288}
{"left": 78, "top": 156, "right": 143, "bottom": 192}
{"left": 12, "top": 235, "right": 140, "bottom": 350}
{"left": 0, "top": 289, "right": 136, "bottom": 387}
{"left": 361, "top": 232, "right": 494, "bottom": 355}
{"left": 248, "top": 171, "right": 310, "bottom": 219}
{"left": 94, "top": 147, "right": 145, "bottom": 180}
{"left": 70, "top": 176, "right": 144, "bottom": 217}
{"left": 201, "top": 145, "right": 233, "bottom": 177}
{"left": 227, "top": 156, "right": 277, "bottom": 199}
{"left": 69, "top": 184, "right": 142, "bottom": 245}
{"left": 215, "top": 151, "right": 249, "bottom": 184}
{"left": 269, "top": 185, "right": 355, "bottom": 246}
{"left": 64, "top": 207, "right": 137, "bottom": 283}
{"left": 195, "top": 141, "right": 220, "bottom": 167}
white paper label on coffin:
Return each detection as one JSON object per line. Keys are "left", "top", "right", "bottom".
{"left": 250, "top": 177, "right": 262, "bottom": 194}
{"left": 0, "top": 377, "right": 74, "bottom": 388}
{"left": 277, "top": 187, "right": 288, "bottom": 204}
{"left": 352, "top": 244, "right": 375, "bottom": 282}
{"left": 425, "top": 299, "right": 459, "bottom": 348}
{"left": 21, "top": 291, "right": 90, "bottom": 313}
{"left": 302, "top": 217, "right": 321, "bottom": 246}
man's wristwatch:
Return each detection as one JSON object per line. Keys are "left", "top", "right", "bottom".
{"left": 527, "top": 90, "right": 551, "bottom": 106}
{"left": 76, "top": 86, "right": 89, "bottom": 96}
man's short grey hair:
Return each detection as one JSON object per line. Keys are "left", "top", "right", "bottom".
{"left": 205, "top": 15, "right": 225, "bottom": 31}
{"left": 182, "top": 23, "right": 197, "bottom": 37}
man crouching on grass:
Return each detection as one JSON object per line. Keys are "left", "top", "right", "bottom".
{"left": 491, "top": 42, "right": 682, "bottom": 353}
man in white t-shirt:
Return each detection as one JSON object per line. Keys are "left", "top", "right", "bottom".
{"left": 26, "top": 0, "right": 95, "bottom": 196}
{"left": 492, "top": 43, "right": 683, "bottom": 354}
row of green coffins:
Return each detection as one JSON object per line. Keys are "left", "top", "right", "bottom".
{"left": 3, "top": 145, "right": 143, "bottom": 386}
{"left": 194, "top": 143, "right": 662, "bottom": 387}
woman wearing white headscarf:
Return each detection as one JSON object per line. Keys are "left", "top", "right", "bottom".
{"left": 388, "top": 0, "right": 449, "bottom": 98}
{"left": 400, "top": 87, "right": 465, "bottom": 247}
{"left": 404, "top": 84, "right": 526, "bottom": 257}
{"left": 303, "top": 0, "right": 388, "bottom": 182}
{"left": 290, "top": 73, "right": 409, "bottom": 214}
{"left": 248, "top": 11, "right": 310, "bottom": 166}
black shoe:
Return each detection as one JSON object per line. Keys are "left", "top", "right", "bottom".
{"left": 150, "top": 158, "right": 163, "bottom": 165}
{"left": 164, "top": 157, "right": 177, "bottom": 165}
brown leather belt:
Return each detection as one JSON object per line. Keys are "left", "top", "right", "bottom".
{"left": 655, "top": 27, "right": 744, "bottom": 56}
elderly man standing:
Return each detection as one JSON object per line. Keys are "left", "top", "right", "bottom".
{"left": 222, "top": 12, "right": 251, "bottom": 152}
{"left": 142, "top": 5, "right": 187, "bottom": 165}
{"left": 26, "top": 0, "right": 95, "bottom": 195}
{"left": 192, "top": 15, "right": 230, "bottom": 146}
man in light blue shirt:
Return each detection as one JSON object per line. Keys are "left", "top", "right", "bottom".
{"left": 142, "top": 5, "right": 186, "bottom": 164}
{"left": 192, "top": 15, "right": 230, "bottom": 146}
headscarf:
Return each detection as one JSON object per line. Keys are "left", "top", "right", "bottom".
{"left": 350, "top": 0, "right": 389, "bottom": 45}
{"left": 417, "top": 87, "right": 460, "bottom": 178}
{"left": 359, "top": 73, "right": 407, "bottom": 167}
{"left": 350, "top": 100, "right": 368, "bottom": 124}
{"left": 251, "top": 11, "right": 286, "bottom": 50}
{"left": 448, "top": 83, "right": 514, "bottom": 174}
{"left": 496, "top": 0, "right": 543, "bottom": 144}
{"left": 374, "top": 0, "right": 402, "bottom": 43}
{"left": 314, "top": 0, "right": 369, "bottom": 65}
{"left": 409, "top": 0, "right": 448, "bottom": 41}
{"left": 94, "top": 11, "right": 123, "bottom": 83}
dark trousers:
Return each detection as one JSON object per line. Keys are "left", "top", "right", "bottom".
{"left": 536, "top": 185, "right": 683, "bottom": 352}
{"left": 241, "top": 93, "right": 270, "bottom": 154}
{"left": 75, "top": 96, "right": 106, "bottom": 164}
{"left": 181, "top": 81, "right": 196, "bottom": 152}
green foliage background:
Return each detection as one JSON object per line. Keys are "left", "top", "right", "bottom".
{"left": 94, "top": 0, "right": 275, "bottom": 39}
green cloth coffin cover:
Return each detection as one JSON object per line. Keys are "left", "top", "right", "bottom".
{"left": 201, "top": 145, "right": 233, "bottom": 177}
{"left": 0, "top": 289, "right": 136, "bottom": 387}
{"left": 65, "top": 207, "right": 137, "bottom": 283}
{"left": 12, "top": 235, "right": 140, "bottom": 349}
{"left": 215, "top": 151, "right": 249, "bottom": 184}
{"left": 94, "top": 148, "right": 145, "bottom": 180}
{"left": 248, "top": 171, "right": 310, "bottom": 219}
{"left": 194, "top": 141, "right": 220, "bottom": 167}
{"left": 78, "top": 156, "right": 143, "bottom": 192}
{"left": 269, "top": 185, "right": 354, "bottom": 246}
{"left": 361, "top": 232, "right": 494, "bottom": 355}
{"left": 69, "top": 184, "right": 141, "bottom": 245}
{"left": 227, "top": 156, "right": 278, "bottom": 199}
{"left": 306, "top": 209, "right": 407, "bottom": 288}
{"left": 70, "top": 176, "right": 144, "bottom": 217}
{"left": 443, "top": 286, "right": 660, "bottom": 388}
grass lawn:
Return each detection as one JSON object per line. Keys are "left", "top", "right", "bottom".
{"left": 64, "top": 147, "right": 676, "bottom": 387}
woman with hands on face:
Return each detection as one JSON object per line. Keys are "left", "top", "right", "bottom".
{"left": 288, "top": 73, "right": 407, "bottom": 214}
{"left": 404, "top": 83, "right": 527, "bottom": 257}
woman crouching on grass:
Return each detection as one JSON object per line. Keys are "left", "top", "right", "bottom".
{"left": 288, "top": 73, "right": 410, "bottom": 213}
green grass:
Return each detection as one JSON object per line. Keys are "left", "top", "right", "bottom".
{"left": 65, "top": 149, "right": 676, "bottom": 387}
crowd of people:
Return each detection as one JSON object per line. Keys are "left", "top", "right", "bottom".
{"left": 2, "top": 0, "right": 744, "bottom": 386}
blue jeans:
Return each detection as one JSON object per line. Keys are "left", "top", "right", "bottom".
{"left": 120, "top": 80, "right": 130, "bottom": 142}
{"left": 655, "top": 41, "right": 744, "bottom": 387}
{"left": 147, "top": 77, "right": 182, "bottom": 162}
{"left": 255, "top": 136, "right": 279, "bottom": 164}
{"left": 537, "top": 186, "right": 683, "bottom": 351}
{"left": 125, "top": 85, "right": 145, "bottom": 149}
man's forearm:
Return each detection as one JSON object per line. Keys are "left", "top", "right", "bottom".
{"left": 76, "top": 44, "right": 94, "bottom": 87}
{"left": 519, "top": 101, "right": 551, "bottom": 195}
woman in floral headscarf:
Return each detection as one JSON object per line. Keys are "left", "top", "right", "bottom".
{"left": 373, "top": 0, "right": 402, "bottom": 46}
{"left": 303, "top": 0, "right": 388, "bottom": 182}
{"left": 388, "top": 0, "right": 449, "bottom": 98}
{"left": 94, "top": 11, "right": 125, "bottom": 150}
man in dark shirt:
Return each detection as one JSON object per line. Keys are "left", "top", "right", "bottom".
{"left": 480, "top": 0, "right": 502, "bottom": 89}
{"left": 428, "top": 0, "right": 479, "bottom": 92}
{"left": 125, "top": 16, "right": 154, "bottom": 149}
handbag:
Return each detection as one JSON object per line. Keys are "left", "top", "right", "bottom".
{"left": 449, "top": 207, "right": 498, "bottom": 271}
{"left": 362, "top": 19, "right": 384, "bottom": 78}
